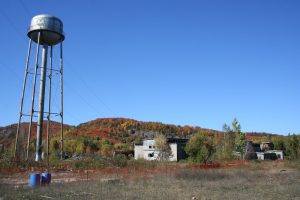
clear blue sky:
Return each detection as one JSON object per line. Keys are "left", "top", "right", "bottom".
{"left": 0, "top": 0, "right": 299, "bottom": 134}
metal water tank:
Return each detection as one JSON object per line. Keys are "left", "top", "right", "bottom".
{"left": 27, "top": 14, "right": 65, "bottom": 45}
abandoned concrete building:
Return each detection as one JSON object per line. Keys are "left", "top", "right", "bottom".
{"left": 134, "top": 136, "right": 284, "bottom": 161}
{"left": 245, "top": 141, "right": 283, "bottom": 160}
{"left": 134, "top": 137, "right": 188, "bottom": 161}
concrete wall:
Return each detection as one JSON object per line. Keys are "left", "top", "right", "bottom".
{"left": 266, "top": 150, "right": 284, "bottom": 160}
{"left": 134, "top": 139, "right": 187, "bottom": 161}
{"left": 134, "top": 145, "right": 144, "bottom": 160}
{"left": 143, "top": 140, "right": 155, "bottom": 151}
{"left": 256, "top": 150, "right": 284, "bottom": 160}
{"left": 142, "top": 139, "right": 160, "bottom": 160}
{"left": 169, "top": 143, "right": 177, "bottom": 161}
{"left": 257, "top": 152, "right": 265, "bottom": 160}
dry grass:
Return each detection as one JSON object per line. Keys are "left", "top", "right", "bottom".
{"left": 1, "top": 161, "right": 300, "bottom": 200}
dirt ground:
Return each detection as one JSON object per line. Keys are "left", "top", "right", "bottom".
{"left": 0, "top": 161, "right": 221, "bottom": 186}
{"left": 0, "top": 161, "right": 299, "bottom": 200}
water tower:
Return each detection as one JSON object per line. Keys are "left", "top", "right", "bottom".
{"left": 14, "top": 14, "right": 65, "bottom": 161}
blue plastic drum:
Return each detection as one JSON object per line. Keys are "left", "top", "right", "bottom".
{"left": 29, "top": 173, "right": 40, "bottom": 188}
{"left": 41, "top": 173, "right": 51, "bottom": 184}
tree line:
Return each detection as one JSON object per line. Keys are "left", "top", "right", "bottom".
{"left": 184, "top": 118, "right": 300, "bottom": 163}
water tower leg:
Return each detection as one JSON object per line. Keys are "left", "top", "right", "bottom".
{"left": 35, "top": 45, "right": 48, "bottom": 162}
{"left": 26, "top": 33, "right": 41, "bottom": 160}
{"left": 14, "top": 39, "right": 32, "bottom": 158}
{"left": 46, "top": 46, "right": 53, "bottom": 165}
{"left": 60, "top": 42, "right": 64, "bottom": 160}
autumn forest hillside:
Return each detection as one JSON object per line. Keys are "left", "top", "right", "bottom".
{"left": 70, "top": 118, "right": 281, "bottom": 142}
{"left": 0, "top": 118, "right": 285, "bottom": 158}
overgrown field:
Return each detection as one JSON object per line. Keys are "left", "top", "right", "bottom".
{"left": 0, "top": 161, "right": 300, "bottom": 200}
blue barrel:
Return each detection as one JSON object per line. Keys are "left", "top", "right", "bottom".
{"left": 41, "top": 173, "right": 51, "bottom": 184}
{"left": 29, "top": 173, "right": 40, "bottom": 188}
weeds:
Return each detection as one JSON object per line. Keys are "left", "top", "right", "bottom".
{"left": 1, "top": 166, "right": 300, "bottom": 200}
{"left": 174, "top": 169, "right": 229, "bottom": 181}
{"left": 284, "top": 160, "right": 300, "bottom": 170}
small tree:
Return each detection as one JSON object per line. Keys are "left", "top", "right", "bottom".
{"left": 154, "top": 134, "right": 172, "bottom": 161}
{"left": 233, "top": 119, "right": 246, "bottom": 159}
{"left": 223, "top": 118, "right": 246, "bottom": 159}
{"left": 185, "top": 132, "right": 215, "bottom": 163}
{"left": 222, "top": 124, "right": 235, "bottom": 159}
{"left": 285, "top": 134, "right": 300, "bottom": 160}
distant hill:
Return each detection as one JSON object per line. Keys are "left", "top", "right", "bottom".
{"left": 63, "top": 118, "right": 284, "bottom": 146}
{"left": 0, "top": 121, "right": 72, "bottom": 146}
{"left": 0, "top": 118, "right": 283, "bottom": 148}
{"left": 61, "top": 118, "right": 221, "bottom": 146}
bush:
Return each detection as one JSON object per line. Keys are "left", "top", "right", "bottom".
{"left": 185, "top": 132, "right": 215, "bottom": 163}
{"left": 285, "top": 134, "right": 300, "bottom": 160}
